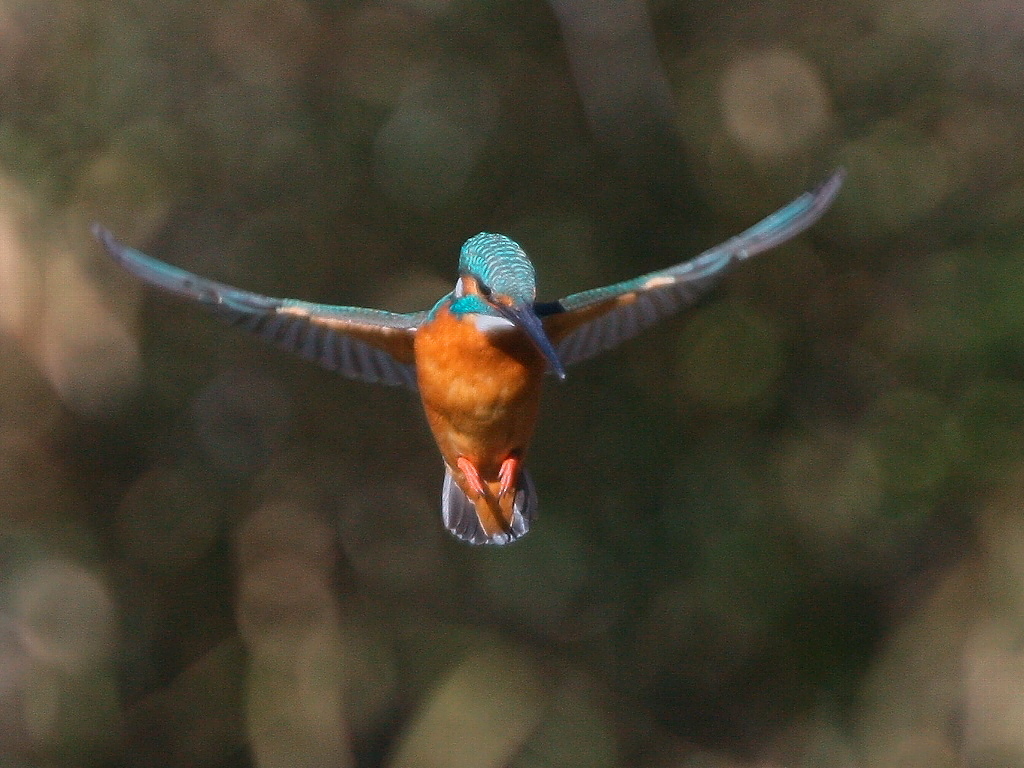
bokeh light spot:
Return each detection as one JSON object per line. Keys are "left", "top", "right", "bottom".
{"left": 374, "top": 66, "right": 499, "bottom": 210}
{"left": 234, "top": 494, "right": 353, "bottom": 768}
{"left": 675, "top": 301, "right": 783, "bottom": 409}
{"left": 838, "top": 122, "right": 954, "bottom": 234}
{"left": 776, "top": 424, "right": 885, "bottom": 541}
{"left": 386, "top": 646, "right": 543, "bottom": 768}
{"left": 14, "top": 561, "right": 116, "bottom": 671}
{"left": 38, "top": 254, "right": 141, "bottom": 419}
{"left": 67, "top": 119, "right": 184, "bottom": 244}
{"left": 719, "top": 47, "right": 832, "bottom": 160}
{"left": 520, "top": 673, "right": 618, "bottom": 768}
{"left": 333, "top": 619, "right": 398, "bottom": 739}
{"left": 245, "top": 625, "right": 351, "bottom": 768}
{"left": 236, "top": 499, "right": 336, "bottom": 576}
{"left": 236, "top": 548, "right": 338, "bottom": 646}
{"left": 863, "top": 388, "right": 958, "bottom": 496}
{"left": 0, "top": 181, "right": 42, "bottom": 341}
{"left": 964, "top": 618, "right": 1024, "bottom": 767}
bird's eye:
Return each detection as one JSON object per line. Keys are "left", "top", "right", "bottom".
{"left": 479, "top": 283, "right": 492, "bottom": 298}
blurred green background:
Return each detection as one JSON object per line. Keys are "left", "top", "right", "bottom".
{"left": 0, "top": 0, "right": 1021, "bottom": 766}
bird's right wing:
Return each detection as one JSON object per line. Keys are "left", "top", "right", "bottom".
{"left": 539, "top": 169, "right": 844, "bottom": 367}
{"left": 93, "top": 225, "right": 424, "bottom": 389}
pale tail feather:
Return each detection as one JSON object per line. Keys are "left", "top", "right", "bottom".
{"left": 441, "top": 467, "right": 537, "bottom": 545}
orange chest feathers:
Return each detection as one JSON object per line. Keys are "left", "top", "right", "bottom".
{"left": 414, "top": 306, "right": 546, "bottom": 430}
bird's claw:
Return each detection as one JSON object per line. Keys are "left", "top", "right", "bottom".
{"left": 457, "top": 456, "right": 488, "bottom": 498}
{"left": 497, "top": 454, "right": 520, "bottom": 500}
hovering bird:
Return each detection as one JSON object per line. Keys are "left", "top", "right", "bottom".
{"left": 93, "top": 169, "right": 843, "bottom": 545}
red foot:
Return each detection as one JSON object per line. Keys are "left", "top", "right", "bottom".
{"left": 457, "top": 457, "right": 488, "bottom": 497}
{"left": 498, "top": 454, "right": 520, "bottom": 499}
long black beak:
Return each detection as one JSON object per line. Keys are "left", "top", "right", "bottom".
{"left": 497, "top": 302, "right": 566, "bottom": 380}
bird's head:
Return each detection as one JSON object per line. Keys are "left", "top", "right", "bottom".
{"left": 453, "top": 233, "right": 565, "bottom": 379}
{"left": 456, "top": 233, "right": 537, "bottom": 306}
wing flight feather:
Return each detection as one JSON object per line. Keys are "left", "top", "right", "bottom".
{"left": 93, "top": 225, "right": 423, "bottom": 389}
{"left": 540, "top": 169, "right": 844, "bottom": 367}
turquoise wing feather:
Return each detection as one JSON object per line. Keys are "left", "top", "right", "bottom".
{"left": 93, "top": 225, "right": 423, "bottom": 389}
{"left": 539, "top": 169, "right": 844, "bottom": 367}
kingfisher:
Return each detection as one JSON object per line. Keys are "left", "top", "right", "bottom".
{"left": 93, "top": 169, "right": 843, "bottom": 545}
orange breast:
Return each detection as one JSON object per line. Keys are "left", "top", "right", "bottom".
{"left": 414, "top": 305, "right": 546, "bottom": 479}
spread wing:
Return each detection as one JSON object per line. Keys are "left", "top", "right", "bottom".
{"left": 539, "top": 168, "right": 844, "bottom": 367}
{"left": 93, "top": 225, "right": 423, "bottom": 389}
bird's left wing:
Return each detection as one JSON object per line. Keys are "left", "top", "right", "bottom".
{"left": 539, "top": 169, "right": 844, "bottom": 367}
{"left": 93, "top": 225, "right": 424, "bottom": 389}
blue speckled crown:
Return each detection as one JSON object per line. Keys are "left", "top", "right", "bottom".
{"left": 459, "top": 233, "right": 537, "bottom": 303}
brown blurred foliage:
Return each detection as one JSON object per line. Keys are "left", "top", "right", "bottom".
{"left": 0, "top": 0, "right": 1022, "bottom": 766}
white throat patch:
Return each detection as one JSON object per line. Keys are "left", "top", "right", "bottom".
{"left": 469, "top": 313, "right": 516, "bottom": 333}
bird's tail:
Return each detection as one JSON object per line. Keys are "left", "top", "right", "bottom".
{"left": 441, "top": 466, "right": 537, "bottom": 545}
